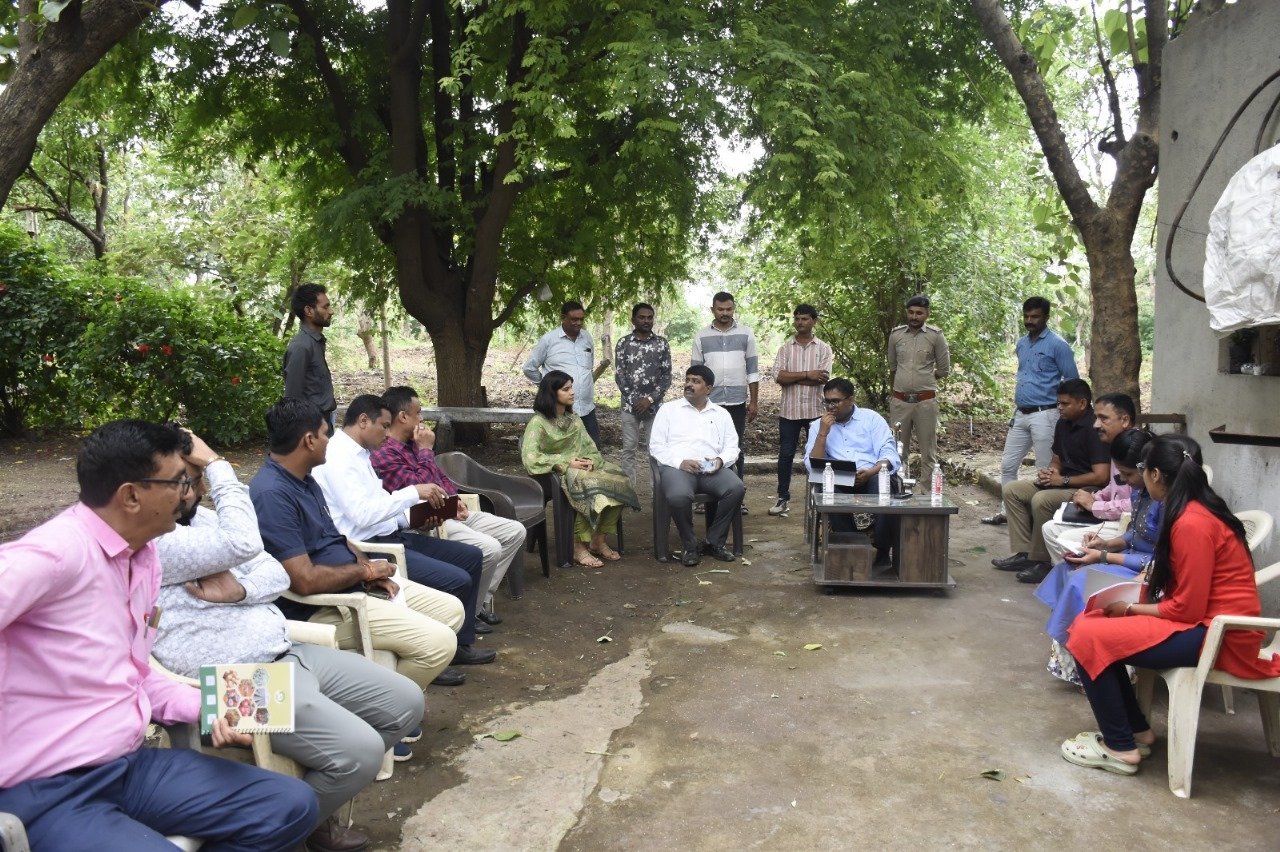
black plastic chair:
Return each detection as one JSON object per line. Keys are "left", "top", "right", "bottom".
{"left": 529, "top": 469, "right": 626, "bottom": 569}
{"left": 434, "top": 451, "right": 548, "bottom": 597}
{"left": 649, "top": 456, "right": 743, "bottom": 562}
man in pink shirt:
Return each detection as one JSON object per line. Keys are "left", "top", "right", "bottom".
{"left": 0, "top": 420, "right": 317, "bottom": 851}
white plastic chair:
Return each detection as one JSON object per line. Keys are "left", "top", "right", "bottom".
{"left": 1219, "top": 511, "right": 1275, "bottom": 713}
{"left": 282, "top": 540, "right": 409, "bottom": 781}
{"left": 1133, "top": 558, "right": 1280, "bottom": 797}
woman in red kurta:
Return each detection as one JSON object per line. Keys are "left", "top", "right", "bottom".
{"left": 1061, "top": 434, "right": 1280, "bottom": 775}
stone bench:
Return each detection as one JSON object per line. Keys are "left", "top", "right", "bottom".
{"left": 420, "top": 407, "right": 535, "bottom": 451}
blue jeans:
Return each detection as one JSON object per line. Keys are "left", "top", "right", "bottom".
{"left": 776, "top": 417, "right": 810, "bottom": 501}
{"left": 368, "top": 531, "right": 483, "bottom": 645}
{"left": 0, "top": 747, "right": 317, "bottom": 851}
{"left": 1079, "top": 625, "right": 1207, "bottom": 751}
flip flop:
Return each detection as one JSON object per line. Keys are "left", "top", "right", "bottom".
{"left": 573, "top": 551, "right": 604, "bottom": 569}
{"left": 592, "top": 546, "right": 622, "bottom": 562}
{"left": 1060, "top": 732, "right": 1140, "bottom": 775}
{"left": 1069, "top": 730, "right": 1152, "bottom": 758}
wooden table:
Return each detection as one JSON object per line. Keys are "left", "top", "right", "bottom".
{"left": 809, "top": 492, "right": 958, "bottom": 590}
{"left": 419, "top": 407, "right": 535, "bottom": 451}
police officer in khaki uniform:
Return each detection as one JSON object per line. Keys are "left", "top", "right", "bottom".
{"left": 887, "top": 295, "right": 950, "bottom": 479}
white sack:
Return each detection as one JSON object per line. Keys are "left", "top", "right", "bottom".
{"left": 1203, "top": 144, "right": 1280, "bottom": 336}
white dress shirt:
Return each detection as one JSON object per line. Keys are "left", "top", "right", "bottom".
{"left": 649, "top": 396, "right": 739, "bottom": 470}
{"left": 312, "top": 429, "right": 419, "bottom": 540}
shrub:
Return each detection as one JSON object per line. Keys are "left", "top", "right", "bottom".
{"left": 70, "top": 277, "right": 283, "bottom": 445}
{"left": 0, "top": 224, "right": 89, "bottom": 436}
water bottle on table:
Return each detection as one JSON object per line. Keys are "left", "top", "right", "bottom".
{"left": 877, "top": 464, "right": 890, "bottom": 504}
{"left": 822, "top": 463, "right": 835, "bottom": 502}
{"left": 931, "top": 463, "right": 943, "bottom": 505}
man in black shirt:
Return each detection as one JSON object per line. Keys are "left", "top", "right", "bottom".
{"left": 993, "top": 379, "right": 1110, "bottom": 583}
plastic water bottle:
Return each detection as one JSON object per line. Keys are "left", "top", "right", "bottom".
{"left": 931, "top": 463, "right": 944, "bottom": 505}
{"left": 877, "top": 464, "right": 890, "bottom": 504}
{"left": 822, "top": 463, "right": 835, "bottom": 501}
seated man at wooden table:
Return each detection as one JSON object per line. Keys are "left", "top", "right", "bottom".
{"left": 250, "top": 398, "right": 468, "bottom": 698}
{"left": 992, "top": 378, "right": 1110, "bottom": 584}
{"left": 649, "top": 365, "right": 745, "bottom": 566}
{"left": 154, "top": 428, "right": 424, "bottom": 852}
{"left": 803, "top": 377, "right": 903, "bottom": 569}
{"left": 0, "top": 419, "right": 318, "bottom": 851}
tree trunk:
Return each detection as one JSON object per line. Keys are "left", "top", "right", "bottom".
{"left": 1082, "top": 213, "right": 1142, "bottom": 404}
{"left": 429, "top": 319, "right": 492, "bottom": 445}
{"left": 0, "top": 0, "right": 172, "bottom": 209}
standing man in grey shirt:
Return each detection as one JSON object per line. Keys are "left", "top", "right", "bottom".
{"left": 283, "top": 283, "right": 337, "bottom": 429}
{"left": 691, "top": 291, "right": 759, "bottom": 512}
{"left": 523, "top": 300, "right": 610, "bottom": 446}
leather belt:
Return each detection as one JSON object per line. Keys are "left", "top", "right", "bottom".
{"left": 1017, "top": 404, "right": 1057, "bottom": 414}
{"left": 892, "top": 390, "right": 936, "bottom": 404}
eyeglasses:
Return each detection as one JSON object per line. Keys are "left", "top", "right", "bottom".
{"left": 822, "top": 397, "right": 849, "bottom": 408}
{"left": 135, "top": 475, "right": 194, "bottom": 495}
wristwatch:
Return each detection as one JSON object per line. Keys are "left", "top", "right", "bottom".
{"left": 1062, "top": 476, "right": 1071, "bottom": 487}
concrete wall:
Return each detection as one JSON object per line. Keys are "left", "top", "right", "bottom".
{"left": 1152, "top": 0, "right": 1280, "bottom": 603}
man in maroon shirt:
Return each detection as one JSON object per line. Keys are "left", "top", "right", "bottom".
{"left": 371, "top": 386, "right": 526, "bottom": 621}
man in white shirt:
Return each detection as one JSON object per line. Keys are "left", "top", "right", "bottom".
{"left": 650, "top": 365, "right": 745, "bottom": 566}
{"left": 313, "top": 394, "right": 495, "bottom": 667}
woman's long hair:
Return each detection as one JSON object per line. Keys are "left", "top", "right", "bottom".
{"left": 1110, "top": 427, "right": 1152, "bottom": 467}
{"left": 1146, "top": 434, "right": 1249, "bottom": 599}
{"left": 533, "top": 370, "right": 573, "bottom": 420}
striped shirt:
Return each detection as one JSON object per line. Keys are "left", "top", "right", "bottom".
{"left": 770, "top": 336, "right": 833, "bottom": 421}
{"left": 691, "top": 321, "right": 760, "bottom": 406}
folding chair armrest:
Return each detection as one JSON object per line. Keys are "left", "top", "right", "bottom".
{"left": 348, "top": 540, "right": 408, "bottom": 580}
{"left": 1255, "top": 561, "right": 1280, "bottom": 588}
{"left": 281, "top": 590, "right": 377, "bottom": 660}
{"left": 286, "top": 619, "right": 339, "bottom": 649}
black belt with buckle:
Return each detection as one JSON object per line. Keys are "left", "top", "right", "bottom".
{"left": 1017, "top": 404, "right": 1057, "bottom": 414}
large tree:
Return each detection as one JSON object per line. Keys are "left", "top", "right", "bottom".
{"left": 0, "top": 0, "right": 192, "bottom": 209}
{"left": 970, "top": 0, "right": 1209, "bottom": 402}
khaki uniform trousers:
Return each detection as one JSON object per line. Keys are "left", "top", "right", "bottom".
{"left": 888, "top": 396, "right": 940, "bottom": 480}
{"left": 311, "top": 578, "right": 464, "bottom": 689}
{"left": 1002, "top": 479, "right": 1073, "bottom": 563}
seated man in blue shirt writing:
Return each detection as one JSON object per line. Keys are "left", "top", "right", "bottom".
{"left": 804, "top": 378, "right": 903, "bottom": 569}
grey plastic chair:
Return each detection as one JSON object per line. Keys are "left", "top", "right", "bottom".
{"left": 434, "top": 451, "right": 549, "bottom": 596}
{"left": 649, "top": 456, "right": 743, "bottom": 561}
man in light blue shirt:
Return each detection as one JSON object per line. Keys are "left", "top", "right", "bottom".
{"left": 523, "top": 300, "right": 605, "bottom": 445}
{"left": 984, "top": 296, "right": 1080, "bottom": 525}
{"left": 804, "top": 378, "right": 902, "bottom": 568}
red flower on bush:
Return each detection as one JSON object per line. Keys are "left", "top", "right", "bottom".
{"left": 137, "top": 343, "right": 151, "bottom": 355}
{"left": 41, "top": 353, "right": 54, "bottom": 365}
{"left": 231, "top": 375, "right": 242, "bottom": 385}
{"left": 161, "top": 344, "right": 174, "bottom": 357}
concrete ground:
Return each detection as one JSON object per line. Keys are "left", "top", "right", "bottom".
{"left": 373, "top": 471, "right": 1280, "bottom": 851}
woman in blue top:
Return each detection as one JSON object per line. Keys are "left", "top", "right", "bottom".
{"left": 1035, "top": 429, "right": 1159, "bottom": 684}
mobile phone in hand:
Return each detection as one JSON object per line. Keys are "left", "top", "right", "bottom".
{"left": 364, "top": 585, "right": 393, "bottom": 600}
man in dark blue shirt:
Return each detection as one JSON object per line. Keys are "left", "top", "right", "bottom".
{"left": 984, "top": 296, "right": 1080, "bottom": 525}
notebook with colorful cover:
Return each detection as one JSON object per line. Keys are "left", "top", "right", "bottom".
{"left": 199, "top": 661, "right": 296, "bottom": 735}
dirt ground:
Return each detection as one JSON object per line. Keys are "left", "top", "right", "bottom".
{"left": 7, "top": 347, "right": 1274, "bottom": 849}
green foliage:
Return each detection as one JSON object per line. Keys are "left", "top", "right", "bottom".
{"left": 69, "top": 278, "right": 283, "bottom": 444}
{"left": 0, "top": 223, "right": 89, "bottom": 435}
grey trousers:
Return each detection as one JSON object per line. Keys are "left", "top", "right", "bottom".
{"left": 620, "top": 410, "right": 656, "bottom": 487}
{"left": 270, "top": 643, "right": 424, "bottom": 819}
{"left": 658, "top": 466, "right": 745, "bottom": 551}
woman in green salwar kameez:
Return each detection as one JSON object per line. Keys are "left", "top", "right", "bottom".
{"left": 522, "top": 371, "right": 640, "bottom": 568}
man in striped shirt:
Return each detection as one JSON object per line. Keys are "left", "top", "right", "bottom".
{"left": 769, "top": 304, "right": 833, "bottom": 516}
{"left": 691, "top": 291, "right": 759, "bottom": 513}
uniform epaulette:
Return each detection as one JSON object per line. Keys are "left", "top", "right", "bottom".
{"left": 891, "top": 324, "right": 908, "bottom": 332}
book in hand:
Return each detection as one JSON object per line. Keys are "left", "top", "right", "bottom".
{"left": 1083, "top": 567, "right": 1146, "bottom": 612}
{"left": 199, "top": 662, "right": 296, "bottom": 735}
{"left": 409, "top": 494, "right": 460, "bottom": 529}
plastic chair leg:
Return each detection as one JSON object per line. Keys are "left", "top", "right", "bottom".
{"left": 1258, "top": 690, "right": 1280, "bottom": 757}
{"left": 1164, "top": 669, "right": 1205, "bottom": 799}
{"left": 1221, "top": 684, "right": 1236, "bottom": 714}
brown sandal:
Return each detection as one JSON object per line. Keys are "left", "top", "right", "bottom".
{"left": 591, "top": 545, "right": 622, "bottom": 562}
{"left": 573, "top": 549, "right": 604, "bottom": 568}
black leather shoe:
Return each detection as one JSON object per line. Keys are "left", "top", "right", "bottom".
{"left": 708, "top": 544, "right": 737, "bottom": 562}
{"left": 452, "top": 644, "right": 497, "bottom": 665}
{"left": 992, "top": 552, "right": 1030, "bottom": 570}
{"left": 1016, "top": 562, "right": 1053, "bottom": 584}
{"left": 430, "top": 667, "right": 466, "bottom": 686}
{"left": 981, "top": 512, "right": 1007, "bottom": 525}
{"left": 477, "top": 609, "right": 503, "bottom": 625}
{"left": 306, "top": 814, "right": 370, "bottom": 852}
{"left": 681, "top": 551, "right": 702, "bottom": 567}
{"left": 473, "top": 620, "right": 493, "bottom": 635}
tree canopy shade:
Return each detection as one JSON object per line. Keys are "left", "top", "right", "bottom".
{"left": 969, "top": 0, "right": 1208, "bottom": 403}
{"left": 0, "top": 0, "right": 193, "bottom": 210}
{"left": 158, "top": 0, "right": 734, "bottom": 410}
